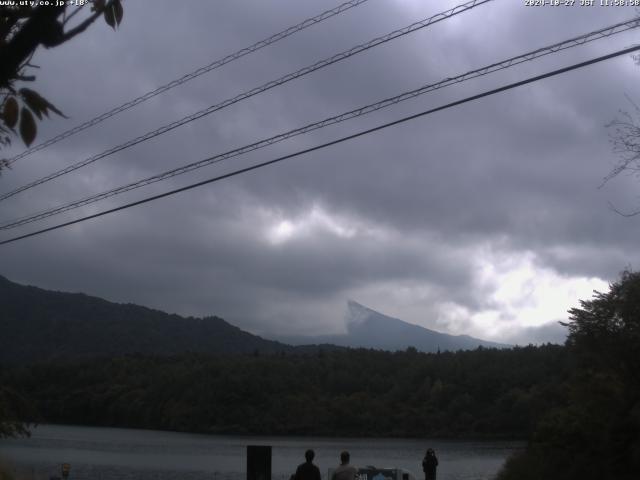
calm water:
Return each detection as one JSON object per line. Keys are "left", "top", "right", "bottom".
{"left": 0, "top": 425, "right": 522, "bottom": 480}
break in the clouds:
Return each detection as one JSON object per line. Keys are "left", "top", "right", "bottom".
{"left": 1, "top": 0, "right": 639, "bottom": 345}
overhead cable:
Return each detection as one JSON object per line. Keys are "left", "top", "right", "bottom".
{"left": 2, "top": 44, "right": 638, "bottom": 246}
{"left": 0, "top": 0, "right": 493, "bottom": 202}
{"left": 2, "top": 17, "right": 638, "bottom": 231}
{"left": 5, "top": 0, "right": 373, "bottom": 165}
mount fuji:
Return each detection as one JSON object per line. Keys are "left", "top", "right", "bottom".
{"left": 272, "top": 300, "right": 509, "bottom": 352}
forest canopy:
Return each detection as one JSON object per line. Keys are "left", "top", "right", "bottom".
{"left": 2, "top": 344, "right": 567, "bottom": 438}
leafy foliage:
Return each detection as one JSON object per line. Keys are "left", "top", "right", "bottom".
{"left": 1, "top": 345, "right": 569, "bottom": 438}
{"left": 565, "top": 270, "right": 640, "bottom": 376}
{"left": 0, "top": 1, "right": 123, "bottom": 161}
{"left": 498, "top": 270, "right": 640, "bottom": 480}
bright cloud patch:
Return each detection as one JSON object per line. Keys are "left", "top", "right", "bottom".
{"left": 264, "top": 205, "right": 358, "bottom": 245}
{"left": 463, "top": 249, "right": 608, "bottom": 340}
{"left": 344, "top": 243, "right": 610, "bottom": 344}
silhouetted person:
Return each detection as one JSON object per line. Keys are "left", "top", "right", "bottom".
{"left": 295, "top": 449, "right": 321, "bottom": 480}
{"left": 422, "top": 449, "right": 438, "bottom": 480}
{"left": 332, "top": 451, "right": 357, "bottom": 480}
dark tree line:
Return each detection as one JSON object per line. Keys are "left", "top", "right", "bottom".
{"left": 2, "top": 344, "right": 568, "bottom": 438}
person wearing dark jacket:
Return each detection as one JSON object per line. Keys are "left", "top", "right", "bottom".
{"left": 294, "top": 449, "right": 321, "bottom": 480}
{"left": 422, "top": 448, "right": 438, "bottom": 480}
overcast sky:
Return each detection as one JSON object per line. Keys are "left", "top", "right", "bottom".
{"left": 2, "top": 0, "right": 640, "bottom": 345}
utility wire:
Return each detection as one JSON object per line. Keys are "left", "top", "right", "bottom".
{"left": 0, "top": 0, "right": 493, "bottom": 202}
{"left": 5, "top": 0, "right": 373, "bottom": 165}
{"left": 2, "top": 17, "right": 638, "bottom": 231}
{"left": 2, "top": 44, "right": 638, "bottom": 247}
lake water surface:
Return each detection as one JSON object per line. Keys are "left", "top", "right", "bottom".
{"left": 0, "top": 425, "right": 522, "bottom": 480}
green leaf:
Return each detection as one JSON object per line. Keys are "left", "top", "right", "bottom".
{"left": 20, "top": 88, "right": 45, "bottom": 118}
{"left": 19, "top": 107, "right": 36, "bottom": 147}
{"left": 113, "top": 0, "right": 123, "bottom": 26}
{"left": 3, "top": 97, "right": 19, "bottom": 129}
{"left": 104, "top": 0, "right": 123, "bottom": 30}
{"left": 104, "top": 2, "right": 116, "bottom": 29}
{"left": 19, "top": 88, "right": 66, "bottom": 119}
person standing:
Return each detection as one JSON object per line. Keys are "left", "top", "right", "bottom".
{"left": 332, "top": 451, "right": 358, "bottom": 480}
{"left": 294, "top": 449, "right": 321, "bottom": 480}
{"left": 422, "top": 448, "right": 438, "bottom": 480}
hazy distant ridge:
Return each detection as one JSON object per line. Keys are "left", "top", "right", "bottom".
{"left": 273, "top": 300, "right": 509, "bottom": 352}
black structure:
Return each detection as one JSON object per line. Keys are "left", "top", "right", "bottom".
{"left": 247, "top": 445, "right": 272, "bottom": 480}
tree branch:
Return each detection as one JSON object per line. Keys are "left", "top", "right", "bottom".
{"left": 53, "top": 1, "right": 112, "bottom": 46}
{"left": 0, "top": 5, "right": 64, "bottom": 87}
{"left": 607, "top": 201, "right": 640, "bottom": 217}
{"left": 62, "top": 5, "right": 85, "bottom": 27}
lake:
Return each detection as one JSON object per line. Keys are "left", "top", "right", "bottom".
{"left": 0, "top": 425, "right": 523, "bottom": 480}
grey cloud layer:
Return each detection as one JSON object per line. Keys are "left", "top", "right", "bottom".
{"left": 2, "top": 0, "right": 639, "bottom": 343}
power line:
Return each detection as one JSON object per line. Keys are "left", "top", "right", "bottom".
{"left": 5, "top": 0, "right": 373, "bottom": 165}
{"left": 0, "top": 0, "right": 493, "bottom": 202}
{"left": 3, "top": 17, "right": 638, "bottom": 231}
{"left": 2, "top": 44, "right": 638, "bottom": 247}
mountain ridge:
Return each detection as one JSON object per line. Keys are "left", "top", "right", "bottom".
{"left": 0, "top": 275, "right": 295, "bottom": 364}
{"left": 1, "top": 275, "right": 507, "bottom": 364}
{"left": 273, "top": 299, "right": 509, "bottom": 352}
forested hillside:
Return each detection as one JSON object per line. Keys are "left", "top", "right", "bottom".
{"left": 2, "top": 345, "right": 567, "bottom": 438}
{"left": 0, "top": 275, "right": 293, "bottom": 362}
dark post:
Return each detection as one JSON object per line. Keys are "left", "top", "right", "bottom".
{"left": 247, "top": 445, "right": 271, "bottom": 480}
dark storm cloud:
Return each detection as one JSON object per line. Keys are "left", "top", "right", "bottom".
{"left": 2, "top": 0, "right": 639, "bottom": 342}
{"left": 1, "top": 183, "right": 477, "bottom": 330}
